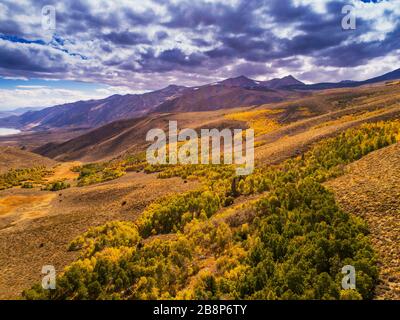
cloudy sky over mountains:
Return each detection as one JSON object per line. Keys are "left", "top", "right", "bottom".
{"left": 0, "top": 0, "right": 399, "bottom": 109}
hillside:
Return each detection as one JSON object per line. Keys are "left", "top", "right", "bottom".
{"left": 0, "top": 146, "right": 56, "bottom": 174}
{"left": 0, "top": 171, "right": 200, "bottom": 299}
{"left": 154, "top": 84, "right": 305, "bottom": 113}
{"left": 21, "top": 120, "right": 400, "bottom": 300}
{"left": 326, "top": 143, "right": 400, "bottom": 300}
{"left": 2, "top": 0, "right": 400, "bottom": 304}
{"left": 33, "top": 110, "right": 248, "bottom": 162}
{"left": 0, "top": 128, "right": 89, "bottom": 150}
{"left": 32, "top": 81, "right": 400, "bottom": 162}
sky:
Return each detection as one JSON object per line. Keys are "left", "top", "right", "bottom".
{"left": 0, "top": 0, "right": 399, "bottom": 110}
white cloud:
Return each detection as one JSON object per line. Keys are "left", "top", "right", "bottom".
{"left": 0, "top": 0, "right": 399, "bottom": 98}
{"left": 16, "top": 85, "right": 49, "bottom": 89}
{"left": 298, "top": 50, "right": 400, "bottom": 83}
{"left": 0, "top": 85, "right": 137, "bottom": 111}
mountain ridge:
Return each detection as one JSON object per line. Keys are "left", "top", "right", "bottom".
{"left": 290, "top": 68, "right": 400, "bottom": 90}
{"left": 1, "top": 68, "right": 399, "bottom": 131}
{"left": 0, "top": 85, "right": 186, "bottom": 130}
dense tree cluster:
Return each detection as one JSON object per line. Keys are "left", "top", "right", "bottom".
{"left": 42, "top": 180, "right": 70, "bottom": 191}
{"left": 74, "top": 163, "right": 124, "bottom": 186}
{"left": 0, "top": 166, "right": 53, "bottom": 190}
{"left": 73, "top": 153, "right": 147, "bottom": 186}
{"left": 23, "top": 121, "right": 400, "bottom": 300}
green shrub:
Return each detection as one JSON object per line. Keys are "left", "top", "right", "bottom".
{"left": 42, "top": 180, "right": 70, "bottom": 191}
{"left": 24, "top": 120, "right": 400, "bottom": 300}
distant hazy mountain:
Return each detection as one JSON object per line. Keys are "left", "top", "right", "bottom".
{"left": 0, "top": 85, "right": 186, "bottom": 130}
{"left": 0, "top": 106, "right": 43, "bottom": 119}
{"left": 0, "top": 111, "right": 13, "bottom": 119}
{"left": 291, "top": 68, "right": 400, "bottom": 90}
{"left": 362, "top": 68, "right": 400, "bottom": 84}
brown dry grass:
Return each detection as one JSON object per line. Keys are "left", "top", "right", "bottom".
{"left": 0, "top": 146, "right": 56, "bottom": 174}
{"left": 0, "top": 172, "right": 200, "bottom": 299}
{"left": 254, "top": 102, "right": 400, "bottom": 165}
{"left": 326, "top": 143, "right": 400, "bottom": 300}
{"left": 45, "top": 161, "right": 80, "bottom": 183}
{"left": 0, "top": 193, "right": 55, "bottom": 219}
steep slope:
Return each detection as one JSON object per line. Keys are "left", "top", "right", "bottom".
{"left": 0, "top": 85, "right": 186, "bottom": 131}
{"left": 326, "top": 142, "right": 400, "bottom": 300}
{"left": 155, "top": 84, "right": 305, "bottom": 113}
{"left": 33, "top": 110, "right": 247, "bottom": 162}
{"left": 0, "top": 146, "right": 56, "bottom": 174}
{"left": 218, "top": 75, "right": 258, "bottom": 87}
{"left": 33, "top": 81, "right": 400, "bottom": 162}
{"left": 0, "top": 172, "right": 200, "bottom": 299}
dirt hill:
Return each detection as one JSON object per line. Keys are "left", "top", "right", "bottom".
{"left": 0, "top": 146, "right": 56, "bottom": 174}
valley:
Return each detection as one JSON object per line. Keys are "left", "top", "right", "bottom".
{"left": 1, "top": 0, "right": 400, "bottom": 306}
{"left": 0, "top": 170, "right": 200, "bottom": 298}
{"left": 0, "top": 76, "right": 400, "bottom": 300}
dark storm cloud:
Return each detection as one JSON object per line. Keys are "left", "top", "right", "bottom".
{"left": 163, "top": 0, "right": 274, "bottom": 64}
{"left": 155, "top": 0, "right": 393, "bottom": 74}
{"left": 0, "top": 43, "right": 67, "bottom": 73}
{"left": 135, "top": 48, "right": 208, "bottom": 73}
{"left": 124, "top": 7, "right": 158, "bottom": 26}
{"left": 163, "top": 0, "right": 264, "bottom": 35}
{"left": 155, "top": 31, "right": 168, "bottom": 41}
{"left": 103, "top": 31, "right": 150, "bottom": 45}
{"left": 0, "top": 19, "right": 24, "bottom": 37}
{"left": 272, "top": 57, "right": 302, "bottom": 69}
{"left": 231, "top": 62, "right": 272, "bottom": 78}
{"left": 0, "top": 0, "right": 398, "bottom": 88}
{"left": 208, "top": 34, "right": 276, "bottom": 61}
{"left": 191, "top": 38, "right": 212, "bottom": 47}
{"left": 273, "top": 1, "right": 375, "bottom": 60}
{"left": 315, "top": 22, "right": 400, "bottom": 67}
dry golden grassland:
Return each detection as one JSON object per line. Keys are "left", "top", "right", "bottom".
{"left": 0, "top": 169, "right": 200, "bottom": 299}
{"left": 326, "top": 142, "right": 400, "bottom": 299}
{"left": 225, "top": 109, "right": 284, "bottom": 136}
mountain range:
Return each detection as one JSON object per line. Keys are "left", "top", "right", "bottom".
{"left": 1, "top": 68, "right": 399, "bottom": 131}
{"left": 154, "top": 75, "right": 306, "bottom": 113}
{"left": 0, "top": 106, "right": 44, "bottom": 119}
{"left": 291, "top": 68, "right": 400, "bottom": 90}
{"left": 0, "top": 85, "right": 186, "bottom": 130}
